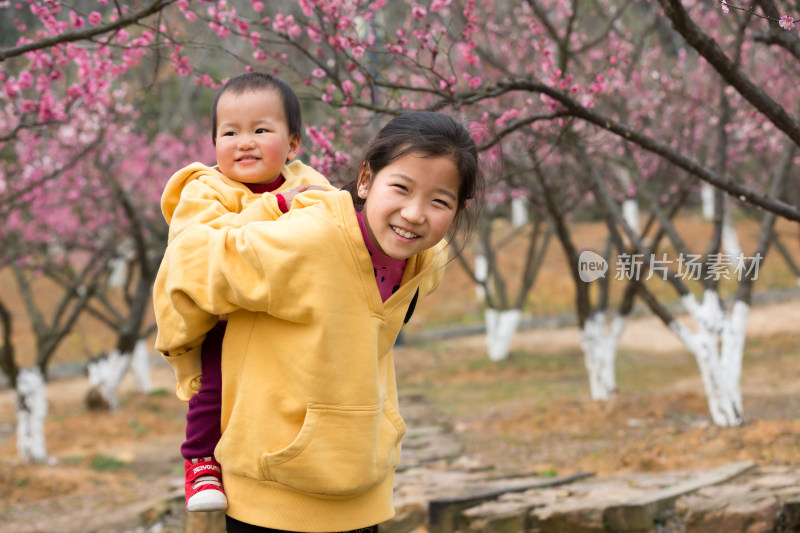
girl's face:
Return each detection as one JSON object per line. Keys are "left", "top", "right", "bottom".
{"left": 215, "top": 89, "right": 299, "bottom": 184}
{"left": 357, "top": 153, "right": 460, "bottom": 260}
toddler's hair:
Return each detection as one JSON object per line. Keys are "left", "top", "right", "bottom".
{"left": 211, "top": 72, "right": 302, "bottom": 145}
{"left": 345, "top": 111, "right": 485, "bottom": 255}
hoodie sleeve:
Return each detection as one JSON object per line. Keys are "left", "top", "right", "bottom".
{"left": 154, "top": 191, "right": 352, "bottom": 356}
{"left": 163, "top": 162, "right": 336, "bottom": 243}
{"left": 162, "top": 163, "right": 256, "bottom": 242}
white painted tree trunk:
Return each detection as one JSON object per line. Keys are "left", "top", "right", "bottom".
{"left": 721, "top": 211, "right": 742, "bottom": 258}
{"left": 16, "top": 368, "right": 49, "bottom": 463}
{"left": 107, "top": 258, "right": 128, "bottom": 288}
{"left": 474, "top": 254, "right": 488, "bottom": 301}
{"left": 622, "top": 199, "right": 639, "bottom": 234}
{"left": 87, "top": 348, "right": 132, "bottom": 411}
{"left": 701, "top": 183, "right": 715, "bottom": 220}
{"left": 700, "top": 186, "right": 741, "bottom": 257}
{"left": 131, "top": 339, "right": 153, "bottom": 394}
{"left": 669, "top": 290, "right": 746, "bottom": 427}
{"left": 580, "top": 312, "right": 626, "bottom": 401}
{"left": 511, "top": 196, "right": 528, "bottom": 227}
{"left": 485, "top": 308, "right": 522, "bottom": 361}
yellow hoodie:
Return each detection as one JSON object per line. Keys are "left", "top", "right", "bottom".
{"left": 162, "top": 160, "right": 333, "bottom": 243}
{"left": 160, "top": 160, "right": 334, "bottom": 399}
{"left": 154, "top": 190, "right": 447, "bottom": 531}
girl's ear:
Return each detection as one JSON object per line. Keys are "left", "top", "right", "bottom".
{"left": 357, "top": 162, "right": 371, "bottom": 199}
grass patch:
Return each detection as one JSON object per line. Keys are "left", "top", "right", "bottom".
{"left": 129, "top": 419, "right": 149, "bottom": 436}
{"left": 89, "top": 454, "right": 129, "bottom": 472}
{"left": 411, "top": 348, "right": 589, "bottom": 418}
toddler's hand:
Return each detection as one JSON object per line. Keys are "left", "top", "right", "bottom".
{"left": 280, "top": 184, "right": 328, "bottom": 206}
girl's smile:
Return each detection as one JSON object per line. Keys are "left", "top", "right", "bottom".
{"left": 358, "top": 153, "right": 460, "bottom": 260}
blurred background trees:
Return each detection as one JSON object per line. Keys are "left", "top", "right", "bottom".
{"left": 3, "top": 0, "right": 800, "bottom": 461}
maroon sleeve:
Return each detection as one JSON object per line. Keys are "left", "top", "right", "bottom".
{"left": 276, "top": 194, "right": 289, "bottom": 213}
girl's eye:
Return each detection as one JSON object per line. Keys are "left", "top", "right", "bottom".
{"left": 392, "top": 184, "right": 409, "bottom": 192}
{"left": 222, "top": 131, "right": 236, "bottom": 137}
{"left": 255, "top": 128, "right": 269, "bottom": 133}
{"left": 434, "top": 198, "right": 452, "bottom": 208}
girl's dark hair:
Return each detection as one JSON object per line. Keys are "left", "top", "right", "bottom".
{"left": 211, "top": 72, "right": 302, "bottom": 145}
{"left": 344, "top": 111, "right": 485, "bottom": 255}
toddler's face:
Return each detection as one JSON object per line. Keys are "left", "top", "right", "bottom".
{"left": 357, "top": 153, "right": 460, "bottom": 259}
{"left": 215, "top": 89, "right": 298, "bottom": 184}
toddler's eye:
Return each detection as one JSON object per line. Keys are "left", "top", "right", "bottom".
{"left": 256, "top": 128, "right": 269, "bottom": 133}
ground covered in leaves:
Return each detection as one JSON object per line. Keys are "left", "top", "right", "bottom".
{"left": 1, "top": 298, "right": 799, "bottom": 532}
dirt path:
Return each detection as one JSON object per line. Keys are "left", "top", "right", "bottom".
{"left": 445, "top": 297, "right": 800, "bottom": 355}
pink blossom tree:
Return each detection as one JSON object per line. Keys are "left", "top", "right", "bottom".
{"left": 1, "top": 0, "right": 209, "bottom": 461}
{"left": 5, "top": 0, "right": 800, "bottom": 450}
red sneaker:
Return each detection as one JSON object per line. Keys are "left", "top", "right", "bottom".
{"left": 184, "top": 457, "right": 228, "bottom": 512}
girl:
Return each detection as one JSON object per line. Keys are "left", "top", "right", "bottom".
{"left": 154, "top": 111, "right": 484, "bottom": 532}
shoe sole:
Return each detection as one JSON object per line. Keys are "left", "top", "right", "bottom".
{"left": 186, "top": 491, "right": 228, "bottom": 512}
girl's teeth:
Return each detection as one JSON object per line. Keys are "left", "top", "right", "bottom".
{"left": 392, "top": 226, "right": 418, "bottom": 239}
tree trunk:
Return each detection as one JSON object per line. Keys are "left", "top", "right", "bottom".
{"left": 87, "top": 348, "right": 132, "bottom": 411}
{"left": 16, "top": 368, "right": 49, "bottom": 463}
{"left": 485, "top": 308, "right": 522, "bottom": 361}
{"left": 580, "top": 311, "right": 625, "bottom": 401}
{"left": 131, "top": 338, "right": 153, "bottom": 394}
{"left": 622, "top": 199, "right": 639, "bottom": 235}
{"left": 670, "top": 290, "right": 745, "bottom": 427}
{"left": 474, "top": 253, "right": 488, "bottom": 301}
{"left": 511, "top": 196, "right": 528, "bottom": 227}
{"left": 701, "top": 182, "right": 715, "bottom": 220}
{"left": 722, "top": 209, "right": 743, "bottom": 258}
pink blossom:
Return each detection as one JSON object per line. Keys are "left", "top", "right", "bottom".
{"left": 779, "top": 15, "right": 795, "bottom": 30}
{"left": 70, "top": 12, "right": 84, "bottom": 28}
{"left": 287, "top": 24, "right": 302, "bottom": 37}
{"left": 312, "top": 68, "right": 326, "bottom": 78}
{"left": 341, "top": 80, "right": 354, "bottom": 94}
{"left": 4, "top": 80, "right": 19, "bottom": 99}
{"left": 720, "top": 1, "right": 729, "bottom": 15}
{"left": 18, "top": 71, "right": 33, "bottom": 90}
{"left": 88, "top": 12, "right": 102, "bottom": 25}
{"left": 412, "top": 6, "right": 427, "bottom": 19}
{"left": 495, "top": 109, "right": 519, "bottom": 128}
{"left": 307, "top": 26, "right": 322, "bottom": 43}
{"left": 236, "top": 19, "right": 250, "bottom": 34}
{"left": 370, "top": 0, "right": 388, "bottom": 12}
{"left": 251, "top": 1, "right": 264, "bottom": 13}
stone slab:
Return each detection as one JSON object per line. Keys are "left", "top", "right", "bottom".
{"left": 603, "top": 460, "right": 756, "bottom": 531}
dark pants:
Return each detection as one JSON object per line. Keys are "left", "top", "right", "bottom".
{"left": 180, "top": 322, "right": 225, "bottom": 460}
{"left": 226, "top": 516, "right": 378, "bottom": 533}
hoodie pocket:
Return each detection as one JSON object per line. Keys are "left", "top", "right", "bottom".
{"left": 262, "top": 402, "right": 406, "bottom": 497}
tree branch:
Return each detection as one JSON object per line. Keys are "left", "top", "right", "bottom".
{"left": 0, "top": 0, "right": 177, "bottom": 61}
